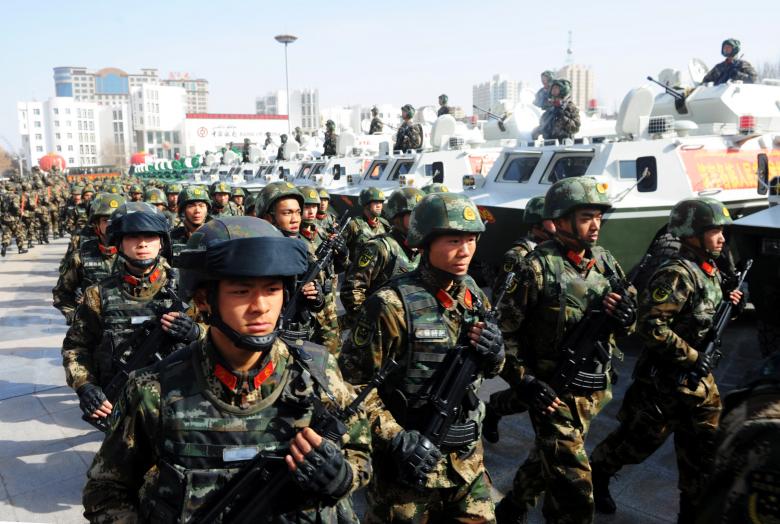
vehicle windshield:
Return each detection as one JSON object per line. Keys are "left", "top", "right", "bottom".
{"left": 389, "top": 160, "right": 414, "bottom": 180}
{"left": 498, "top": 155, "right": 540, "bottom": 183}
{"left": 365, "top": 161, "right": 388, "bottom": 180}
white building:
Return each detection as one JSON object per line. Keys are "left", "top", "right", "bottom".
{"left": 256, "top": 88, "right": 321, "bottom": 133}
{"left": 556, "top": 64, "right": 594, "bottom": 111}
{"left": 17, "top": 97, "right": 132, "bottom": 169}
{"left": 162, "top": 73, "right": 210, "bottom": 113}
{"left": 130, "top": 84, "right": 188, "bottom": 160}
{"left": 183, "top": 114, "right": 289, "bottom": 155}
{"left": 472, "top": 74, "right": 527, "bottom": 118}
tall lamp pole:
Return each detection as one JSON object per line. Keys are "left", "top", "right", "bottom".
{"left": 274, "top": 34, "right": 298, "bottom": 135}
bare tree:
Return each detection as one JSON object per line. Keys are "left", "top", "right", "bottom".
{"left": 757, "top": 58, "right": 780, "bottom": 80}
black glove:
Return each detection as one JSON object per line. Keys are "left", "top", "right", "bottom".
{"left": 472, "top": 321, "right": 505, "bottom": 371}
{"left": 390, "top": 430, "right": 442, "bottom": 489}
{"left": 291, "top": 438, "right": 353, "bottom": 501}
{"left": 693, "top": 351, "right": 714, "bottom": 378}
{"left": 77, "top": 383, "right": 108, "bottom": 418}
{"left": 520, "top": 376, "right": 558, "bottom": 416}
{"left": 331, "top": 235, "right": 347, "bottom": 257}
{"left": 305, "top": 281, "right": 326, "bottom": 311}
{"left": 164, "top": 313, "right": 200, "bottom": 343}
{"left": 607, "top": 294, "right": 636, "bottom": 328}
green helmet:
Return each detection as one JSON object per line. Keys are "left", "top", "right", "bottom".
{"left": 421, "top": 183, "right": 450, "bottom": 195}
{"left": 165, "top": 183, "right": 183, "bottom": 195}
{"left": 407, "top": 193, "right": 485, "bottom": 248}
{"left": 177, "top": 185, "right": 212, "bottom": 215}
{"left": 244, "top": 193, "right": 257, "bottom": 215}
{"left": 438, "top": 94, "right": 448, "bottom": 105}
{"left": 326, "top": 119, "right": 335, "bottom": 130}
{"left": 176, "top": 217, "right": 308, "bottom": 352}
{"left": 541, "top": 70, "right": 555, "bottom": 81}
{"left": 359, "top": 187, "right": 386, "bottom": 207}
{"left": 210, "top": 181, "right": 232, "bottom": 195}
{"left": 21, "top": 182, "right": 32, "bottom": 191}
{"left": 550, "top": 79, "right": 571, "bottom": 99}
{"left": 543, "top": 177, "right": 612, "bottom": 219}
{"left": 105, "top": 183, "right": 122, "bottom": 195}
{"left": 71, "top": 185, "right": 84, "bottom": 196}
{"left": 384, "top": 187, "right": 424, "bottom": 220}
{"left": 668, "top": 197, "right": 733, "bottom": 238}
{"left": 89, "top": 192, "right": 126, "bottom": 221}
{"left": 129, "top": 184, "right": 143, "bottom": 194}
{"left": 318, "top": 188, "right": 330, "bottom": 201}
{"left": 401, "top": 104, "right": 415, "bottom": 119}
{"left": 721, "top": 38, "right": 741, "bottom": 58}
{"left": 144, "top": 188, "right": 166, "bottom": 205}
{"left": 371, "top": 106, "right": 379, "bottom": 115}
{"left": 83, "top": 184, "right": 96, "bottom": 195}
{"left": 255, "top": 181, "right": 304, "bottom": 217}
{"left": 299, "top": 185, "right": 321, "bottom": 206}
{"left": 523, "top": 196, "right": 546, "bottom": 225}
{"left": 231, "top": 187, "right": 247, "bottom": 198}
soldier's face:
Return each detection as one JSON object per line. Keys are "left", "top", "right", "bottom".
{"left": 214, "top": 193, "right": 229, "bottom": 206}
{"left": 154, "top": 204, "right": 167, "bottom": 213}
{"left": 557, "top": 209, "right": 603, "bottom": 248}
{"left": 693, "top": 227, "right": 725, "bottom": 256}
{"left": 232, "top": 196, "right": 244, "bottom": 206}
{"left": 366, "top": 202, "right": 383, "bottom": 218}
{"left": 319, "top": 199, "right": 329, "bottom": 212}
{"left": 83, "top": 192, "right": 94, "bottom": 202}
{"left": 303, "top": 204, "right": 318, "bottom": 220}
{"left": 270, "top": 198, "right": 302, "bottom": 234}
{"left": 96, "top": 217, "right": 110, "bottom": 239}
{"left": 427, "top": 233, "right": 478, "bottom": 276}
{"left": 121, "top": 234, "right": 161, "bottom": 265}
{"left": 167, "top": 194, "right": 178, "bottom": 206}
{"left": 130, "top": 193, "right": 142, "bottom": 202}
{"left": 73, "top": 195, "right": 82, "bottom": 204}
{"left": 206, "top": 277, "right": 285, "bottom": 338}
{"left": 185, "top": 202, "right": 208, "bottom": 226}
{"left": 542, "top": 75, "right": 550, "bottom": 88}
{"left": 722, "top": 44, "right": 733, "bottom": 57}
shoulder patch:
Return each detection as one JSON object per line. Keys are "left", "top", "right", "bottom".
{"left": 651, "top": 283, "right": 673, "bottom": 303}
{"left": 351, "top": 317, "right": 374, "bottom": 347}
{"left": 357, "top": 249, "right": 374, "bottom": 268}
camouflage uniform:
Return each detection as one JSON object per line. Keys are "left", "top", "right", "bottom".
{"left": 696, "top": 352, "right": 780, "bottom": 524}
{"left": 437, "top": 94, "right": 451, "bottom": 117}
{"left": 35, "top": 183, "right": 52, "bottom": 243}
{"left": 1, "top": 187, "right": 28, "bottom": 254}
{"left": 394, "top": 123, "right": 423, "bottom": 152}
{"left": 339, "top": 193, "right": 500, "bottom": 523}
{"left": 533, "top": 102, "right": 580, "bottom": 141}
{"left": 170, "top": 185, "right": 212, "bottom": 257}
{"left": 210, "top": 181, "right": 242, "bottom": 217}
{"left": 702, "top": 60, "right": 757, "bottom": 85}
{"left": 498, "top": 179, "right": 635, "bottom": 524}
{"left": 590, "top": 198, "right": 734, "bottom": 521}
{"left": 343, "top": 188, "right": 390, "bottom": 264}
{"left": 21, "top": 184, "right": 38, "bottom": 248}
{"left": 369, "top": 116, "right": 383, "bottom": 134}
{"left": 533, "top": 87, "right": 550, "bottom": 109}
{"left": 323, "top": 122, "right": 338, "bottom": 157}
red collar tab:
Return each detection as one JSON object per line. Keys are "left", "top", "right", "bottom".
{"left": 122, "top": 266, "right": 162, "bottom": 286}
{"left": 98, "top": 243, "right": 117, "bottom": 256}
{"left": 316, "top": 211, "right": 326, "bottom": 219}
{"left": 464, "top": 289, "right": 473, "bottom": 309}
{"left": 566, "top": 250, "right": 596, "bottom": 270}
{"left": 214, "top": 359, "right": 275, "bottom": 393}
{"left": 435, "top": 289, "right": 455, "bottom": 309}
{"left": 301, "top": 227, "right": 315, "bottom": 240}
{"left": 700, "top": 261, "right": 717, "bottom": 276}
{"left": 366, "top": 216, "right": 378, "bottom": 228}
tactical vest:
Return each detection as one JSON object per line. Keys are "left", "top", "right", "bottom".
{"left": 380, "top": 274, "right": 484, "bottom": 451}
{"left": 95, "top": 273, "right": 177, "bottom": 387}
{"left": 352, "top": 216, "right": 386, "bottom": 246}
{"left": 143, "top": 341, "right": 330, "bottom": 523}
{"left": 170, "top": 226, "right": 189, "bottom": 258}
{"left": 525, "top": 242, "right": 615, "bottom": 383}
{"left": 372, "top": 234, "right": 418, "bottom": 296}
{"left": 79, "top": 239, "right": 115, "bottom": 289}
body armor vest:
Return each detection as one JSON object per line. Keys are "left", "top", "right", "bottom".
{"left": 372, "top": 234, "right": 419, "bottom": 296}
{"left": 94, "top": 272, "right": 177, "bottom": 387}
{"left": 79, "top": 239, "right": 115, "bottom": 289}
{"left": 380, "top": 274, "right": 484, "bottom": 450}
{"left": 353, "top": 216, "right": 387, "bottom": 245}
{"left": 143, "top": 341, "right": 330, "bottom": 523}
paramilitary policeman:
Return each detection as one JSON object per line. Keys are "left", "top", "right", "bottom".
{"left": 61, "top": 202, "right": 200, "bottom": 428}
{"left": 532, "top": 79, "right": 581, "bottom": 141}
{"left": 316, "top": 188, "right": 338, "bottom": 232}
{"left": 231, "top": 186, "right": 247, "bottom": 215}
{"left": 368, "top": 106, "right": 383, "bottom": 134}
{"left": 164, "top": 182, "right": 183, "bottom": 227}
{"left": 590, "top": 197, "right": 743, "bottom": 523}
{"left": 701, "top": 38, "right": 757, "bottom": 85}
{"left": 394, "top": 104, "right": 423, "bottom": 152}
{"left": 339, "top": 192, "right": 505, "bottom": 523}
{"left": 144, "top": 187, "right": 168, "bottom": 214}
{"left": 343, "top": 187, "right": 390, "bottom": 264}
{"left": 52, "top": 193, "right": 126, "bottom": 325}
{"left": 437, "top": 94, "right": 451, "bottom": 117}
{"left": 323, "top": 120, "right": 338, "bottom": 157}
{"left": 170, "top": 185, "right": 211, "bottom": 257}
{"left": 533, "top": 70, "right": 555, "bottom": 110}
{"left": 210, "top": 181, "right": 241, "bottom": 217}
{"left": 341, "top": 187, "right": 423, "bottom": 328}
{"left": 1, "top": 183, "right": 28, "bottom": 255}
{"left": 483, "top": 195, "right": 555, "bottom": 442}
{"left": 495, "top": 177, "right": 637, "bottom": 524}
{"left": 82, "top": 216, "right": 371, "bottom": 523}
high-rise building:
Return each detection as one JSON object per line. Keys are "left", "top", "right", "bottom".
{"left": 255, "top": 88, "right": 320, "bottom": 132}
{"left": 17, "top": 97, "right": 132, "bottom": 169}
{"left": 472, "top": 74, "right": 527, "bottom": 118}
{"left": 556, "top": 64, "right": 594, "bottom": 111}
{"left": 52, "top": 66, "right": 208, "bottom": 112}
{"left": 130, "top": 84, "right": 188, "bottom": 161}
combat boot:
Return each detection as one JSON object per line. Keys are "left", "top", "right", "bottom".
{"left": 592, "top": 469, "right": 617, "bottom": 514}
{"left": 1, "top": 244, "right": 6, "bottom": 257}
{"left": 495, "top": 495, "right": 528, "bottom": 524}
{"left": 18, "top": 246, "right": 27, "bottom": 254}
{"left": 482, "top": 405, "right": 501, "bottom": 443}
{"left": 27, "top": 239, "right": 34, "bottom": 249}
{"left": 43, "top": 233, "right": 49, "bottom": 244}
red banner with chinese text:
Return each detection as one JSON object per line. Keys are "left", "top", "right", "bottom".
{"left": 679, "top": 149, "right": 780, "bottom": 191}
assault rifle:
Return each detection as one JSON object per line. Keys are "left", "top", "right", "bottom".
{"left": 418, "top": 272, "right": 514, "bottom": 450}
{"left": 679, "top": 259, "right": 753, "bottom": 389}
{"left": 549, "top": 254, "right": 649, "bottom": 394}
{"left": 84, "top": 285, "right": 188, "bottom": 432}
{"left": 646, "top": 76, "right": 688, "bottom": 114}
{"left": 190, "top": 358, "right": 399, "bottom": 524}
{"left": 279, "top": 212, "right": 351, "bottom": 339}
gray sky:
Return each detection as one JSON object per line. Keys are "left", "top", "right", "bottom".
{"left": 1, "top": 0, "right": 778, "bottom": 151}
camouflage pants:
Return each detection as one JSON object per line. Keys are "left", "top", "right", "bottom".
{"left": 365, "top": 468, "right": 495, "bottom": 523}
{"left": 23, "top": 215, "right": 37, "bottom": 243}
{"left": 1, "top": 217, "right": 26, "bottom": 247}
{"left": 313, "top": 287, "right": 341, "bottom": 357}
{"left": 36, "top": 210, "right": 50, "bottom": 239}
{"left": 520, "top": 387, "right": 612, "bottom": 524}
{"left": 50, "top": 207, "right": 60, "bottom": 236}
{"left": 590, "top": 377, "right": 721, "bottom": 504}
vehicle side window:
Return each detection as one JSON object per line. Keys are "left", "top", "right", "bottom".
{"left": 366, "top": 162, "right": 387, "bottom": 180}
{"left": 544, "top": 156, "right": 593, "bottom": 183}
{"left": 618, "top": 160, "right": 637, "bottom": 180}
{"left": 311, "top": 164, "right": 324, "bottom": 175}
{"left": 389, "top": 161, "right": 414, "bottom": 180}
{"left": 498, "top": 156, "right": 540, "bottom": 183}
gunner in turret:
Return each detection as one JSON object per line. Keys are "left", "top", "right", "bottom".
{"left": 531, "top": 79, "right": 581, "bottom": 142}
{"left": 437, "top": 94, "right": 451, "bottom": 116}
{"left": 533, "top": 70, "right": 555, "bottom": 110}
{"left": 702, "top": 38, "right": 757, "bottom": 86}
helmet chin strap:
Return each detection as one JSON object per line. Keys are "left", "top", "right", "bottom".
{"left": 120, "top": 252, "right": 160, "bottom": 271}
{"left": 556, "top": 215, "right": 593, "bottom": 250}
{"left": 206, "top": 286, "right": 277, "bottom": 354}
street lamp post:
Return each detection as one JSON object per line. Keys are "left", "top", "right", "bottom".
{"left": 274, "top": 34, "right": 298, "bottom": 135}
